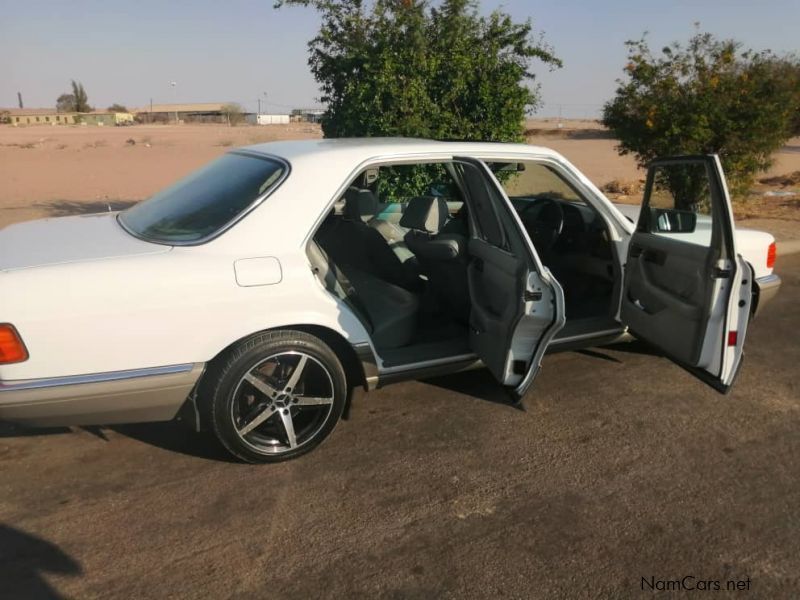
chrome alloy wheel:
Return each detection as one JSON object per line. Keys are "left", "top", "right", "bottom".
{"left": 231, "top": 351, "right": 335, "bottom": 455}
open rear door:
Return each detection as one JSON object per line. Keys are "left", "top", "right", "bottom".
{"left": 454, "top": 157, "right": 565, "bottom": 400}
{"left": 621, "top": 155, "right": 752, "bottom": 393}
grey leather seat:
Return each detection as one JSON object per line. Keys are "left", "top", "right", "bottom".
{"left": 401, "top": 196, "right": 470, "bottom": 322}
{"left": 313, "top": 213, "right": 420, "bottom": 349}
{"left": 343, "top": 187, "right": 421, "bottom": 282}
{"left": 319, "top": 188, "right": 421, "bottom": 292}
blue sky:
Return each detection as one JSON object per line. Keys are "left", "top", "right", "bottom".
{"left": 2, "top": 0, "right": 798, "bottom": 117}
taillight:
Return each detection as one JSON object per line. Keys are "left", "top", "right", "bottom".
{"left": 767, "top": 242, "right": 776, "bottom": 270}
{"left": 0, "top": 324, "right": 29, "bottom": 364}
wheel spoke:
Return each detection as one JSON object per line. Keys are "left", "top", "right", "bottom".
{"left": 294, "top": 395, "right": 334, "bottom": 407}
{"left": 238, "top": 405, "right": 277, "bottom": 436}
{"left": 284, "top": 354, "right": 308, "bottom": 392}
{"left": 243, "top": 373, "right": 280, "bottom": 400}
{"left": 279, "top": 409, "right": 297, "bottom": 448}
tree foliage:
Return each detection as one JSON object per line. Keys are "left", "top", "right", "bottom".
{"left": 71, "top": 80, "right": 91, "bottom": 112}
{"left": 275, "top": 0, "right": 560, "bottom": 141}
{"left": 221, "top": 102, "right": 246, "bottom": 125}
{"left": 602, "top": 31, "right": 800, "bottom": 197}
{"left": 56, "top": 80, "right": 91, "bottom": 112}
{"left": 56, "top": 94, "right": 75, "bottom": 113}
{"left": 107, "top": 103, "right": 128, "bottom": 113}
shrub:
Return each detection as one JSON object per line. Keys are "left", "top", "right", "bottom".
{"left": 602, "top": 30, "right": 800, "bottom": 198}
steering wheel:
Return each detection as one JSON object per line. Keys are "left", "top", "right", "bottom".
{"left": 519, "top": 198, "right": 565, "bottom": 254}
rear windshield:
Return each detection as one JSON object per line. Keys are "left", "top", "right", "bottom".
{"left": 119, "top": 152, "right": 287, "bottom": 244}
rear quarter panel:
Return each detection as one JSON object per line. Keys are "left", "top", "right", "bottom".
{"left": 0, "top": 248, "right": 370, "bottom": 381}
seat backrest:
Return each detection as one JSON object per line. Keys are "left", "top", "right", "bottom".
{"left": 400, "top": 196, "right": 449, "bottom": 233}
{"left": 317, "top": 188, "right": 418, "bottom": 291}
{"left": 400, "top": 196, "right": 470, "bottom": 321}
{"left": 343, "top": 187, "right": 379, "bottom": 223}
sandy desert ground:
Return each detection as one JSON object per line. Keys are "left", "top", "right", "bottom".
{"left": 1, "top": 121, "right": 798, "bottom": 237}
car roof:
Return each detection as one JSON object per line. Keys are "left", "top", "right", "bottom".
{"left": 239, "top": 137, "right": 561, "bottom": 163}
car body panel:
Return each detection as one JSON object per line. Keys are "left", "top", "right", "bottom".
{"left": 0, "top": 212, "right": 169, "bottom": 272}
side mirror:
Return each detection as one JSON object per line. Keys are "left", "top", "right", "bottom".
{"left": 650, "top": 208, "right": 697, "bottom": 234}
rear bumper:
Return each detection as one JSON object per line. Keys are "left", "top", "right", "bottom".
{"left": 752, "top": 273, "right": 781, "bottom": 318}
{"left": 0, "top": 364, "right": 205, "bottom": 427}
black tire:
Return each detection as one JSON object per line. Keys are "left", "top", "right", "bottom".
{"left": 202, "top": 330, "right": 347, "bottom": 463}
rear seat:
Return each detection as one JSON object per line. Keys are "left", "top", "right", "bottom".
{"left": 312, "top": 209, "right": 420, "bottom": 349}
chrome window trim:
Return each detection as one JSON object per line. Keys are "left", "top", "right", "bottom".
{"left": 0, "top": 363, "right": 197, "bottom": 392}
{"left": 117, "top": 151, "right": 292, "bottom": 247}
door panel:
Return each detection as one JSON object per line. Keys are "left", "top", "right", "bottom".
{"left": 621, "top": 155, "right": 751, "bottom": 392}
{"left": 624, "top": 233, "right": 712, "bottom": 364}
{"left": 467, "top": 238, "right": 525, "bottom": 380}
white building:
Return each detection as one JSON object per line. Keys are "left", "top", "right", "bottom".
{"left": 250, "top": 114, "right": 290, "bottom": 125}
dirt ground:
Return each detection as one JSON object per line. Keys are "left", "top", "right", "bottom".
{"left": 1, "top": 122, "right": 798, "bottom": 231}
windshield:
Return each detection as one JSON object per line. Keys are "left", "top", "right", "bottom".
{"left": 119, "top": 152, "right": 287, "bottom": 244}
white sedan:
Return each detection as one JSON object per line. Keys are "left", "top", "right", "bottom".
{"left": 0, "top": 140, "right": 781, "bottom": 463}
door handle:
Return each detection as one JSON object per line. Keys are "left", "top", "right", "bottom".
{"left": 642, "top": 249, "right": 666, "bottom": 265}
{"left": 631, "top": 245, "right": 666, "bottom": 265}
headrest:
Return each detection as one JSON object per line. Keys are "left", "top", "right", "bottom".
{"left": 400, "top": 196, "right": 449, "bottom": 233}
{"left": 343, "top": 187, "right": 378, "bottom": 221}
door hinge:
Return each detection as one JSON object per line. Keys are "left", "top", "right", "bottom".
{"left": 712, "top": 267, "right": 732, "bottom": 279}
{"left": 524, "top": 290, "right": 543, "bottom": 301}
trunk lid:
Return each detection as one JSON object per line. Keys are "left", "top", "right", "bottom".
{"left": 0, "top": 213, "right": 170, "bottom": 272}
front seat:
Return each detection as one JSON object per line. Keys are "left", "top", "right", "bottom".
{"left": 317, "top": 188, "right": 421, "bottom": 292}
{"left": 400, "top": 196, "right": 470, "bottom": 322}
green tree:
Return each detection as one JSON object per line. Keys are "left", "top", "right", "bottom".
{"left": 275, "top": 0, "right": 560, "bottom": 141}
{"left": 107, "top": 103, "right": 128, "bottom": 113}
{"left": 603, "top": 31, "right": 800, "bottom": 198}
{"left": 71, "top": 80, "right": 91, "bottom": 112}
{"left": 57, "top": 81, "right": 91, "bottom": 113}
{"left": 56, "top": 94, "right": 75, "bottom": 112}
{"left": 221, "top": 103, "right": 246, "bottom": 125}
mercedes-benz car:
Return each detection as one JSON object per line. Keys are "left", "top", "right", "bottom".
{"left": 0, "top": 139, "right": 781, "bottom": 463}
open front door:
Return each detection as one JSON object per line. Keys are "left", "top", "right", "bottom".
{"left": 454, "top": 157, "right": 565, "bottom": 400}
{"left": 621, "top": 155, "right": 752, "bottom": 393}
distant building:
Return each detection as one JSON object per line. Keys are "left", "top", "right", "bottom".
{"left": 79, "top": 112, "right": 134, "bottom": 126}
{"left": 5, "top": 108, "right": 78, "bottom": 126}
{"left": 134, "top": 103, "right": 232, "bottom": 124}
{"left": 247, "top": 114, "right": 291, "bottom": 125}
{"left": 2, "top": 108, "right": 134, "bottom": 126}
{"left": 291, "top": 108, "right": 325, "bottom": 123}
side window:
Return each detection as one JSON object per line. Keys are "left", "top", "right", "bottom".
{"left": 490, "top": 161, "right": 582, "bottom": 203}
{"left": 643, "top": 162, "right": 712, "bottom": 246}
{"left": 371, "top": 163, "right": 460, "bottom": 204}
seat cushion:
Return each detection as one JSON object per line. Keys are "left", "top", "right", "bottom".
{"left": 344, "top": 267, "right": 420, "bottom": 349}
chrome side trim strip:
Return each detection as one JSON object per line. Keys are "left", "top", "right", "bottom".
{"left": 0, "top": 363, "right": 197, "bottom": 392}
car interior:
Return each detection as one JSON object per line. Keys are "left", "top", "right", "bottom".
{"left": 307, "top": 160, "right": 622, "bottom": 368}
